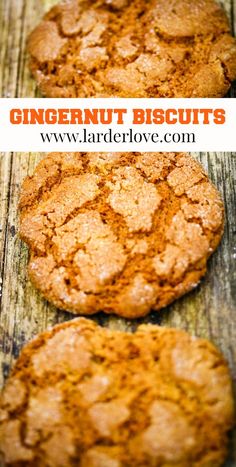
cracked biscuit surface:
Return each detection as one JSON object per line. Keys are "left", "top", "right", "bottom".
{"left": 0, "top": 318, "right": 234, "bottom": 467}
{"left": 19, "top": 152, "right": 224, "bottom": 318}
{"left": 27, "top": 0, "right": 236, "bottom": 97}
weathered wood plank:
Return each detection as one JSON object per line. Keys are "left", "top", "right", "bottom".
{"left": 0, "top": 152, "right": 235, "bottom": 462}
{"left": 0, "top": 0, "right": 236, "bottom": 465}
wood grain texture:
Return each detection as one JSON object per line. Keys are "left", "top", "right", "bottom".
{"left": 0, "top": 0, "right": 236, "bottom": 465}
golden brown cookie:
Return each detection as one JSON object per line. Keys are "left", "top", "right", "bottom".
{"left": 19, "top": 152, "right": 224, "bottom": 318}
{"left": 0, "top": 318, "right": 234, "bottom": 466}
{"left": 27, "top": 0, "right": 236, "bottom": 97}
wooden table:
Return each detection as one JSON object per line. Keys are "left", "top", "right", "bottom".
{"left": 0, "top": 1, "right": 236, "bottom": 465}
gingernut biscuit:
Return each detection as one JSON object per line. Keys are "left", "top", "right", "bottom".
{"left": 27, "top": 0, "right": 236, "bottom": 98}
{"left": 19, "top": 152, "right": 224, "bottom": 318}
{"left": 0, "top": 318, "right": 234, "bottom": 466}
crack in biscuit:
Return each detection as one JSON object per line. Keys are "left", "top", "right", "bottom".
{"left": 106, "top": 166, "right": 162, "bottom": 232}
{"left": 54, "top": 211, "right": 127, "bottom": 292}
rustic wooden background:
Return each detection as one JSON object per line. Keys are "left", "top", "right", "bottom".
{"left": 0, "top": 0, "right": 236, "bottom": 465}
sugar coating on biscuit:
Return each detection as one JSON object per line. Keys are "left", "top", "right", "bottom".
{"left": 19, "top": 152, "right": 224, "bottom": 318}
{"left": 0, "top": 319, "right": 234, "bottom": 466}
{"left": 27, "top": 0, "right": 236, "bottom": 97}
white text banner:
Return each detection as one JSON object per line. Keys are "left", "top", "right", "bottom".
{"left": 0, "top": 98, "right": 235, "bottom": 152}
